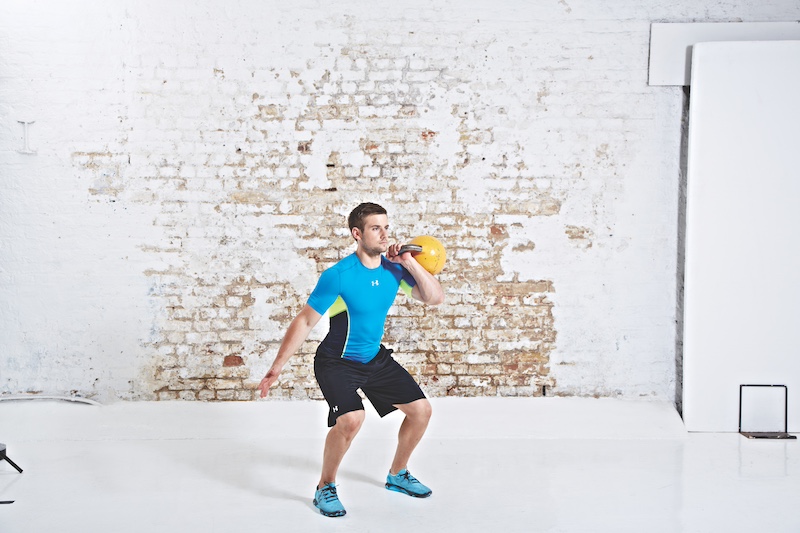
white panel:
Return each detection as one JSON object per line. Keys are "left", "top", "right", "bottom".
{"left": 683, "top": 41, "right": 800, "bottom": 432}
{"left": 648, "top": 22, "right": 800, "bottom": 86}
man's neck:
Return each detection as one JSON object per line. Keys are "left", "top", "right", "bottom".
{"left": 355, "top": 247, "right": 382, "bottom": 269}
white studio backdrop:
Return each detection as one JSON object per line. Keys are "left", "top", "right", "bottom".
{"left": 683, "top": 40, "right": 800, "bottom": 432}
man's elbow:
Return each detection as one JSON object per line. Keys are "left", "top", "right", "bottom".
{"left": 413, "top": 284, "right": 445, "bottom": 306}
{"left": 427, "top": 291, "right": 445, "bottom": 306}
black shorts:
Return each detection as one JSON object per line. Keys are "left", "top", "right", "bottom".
{"left": 314, "top": 344, "right": 426, "bottom": 427}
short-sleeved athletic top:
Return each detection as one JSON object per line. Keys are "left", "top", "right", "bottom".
{"left": 307, "top": 253, "right": 416, "bottom": 363}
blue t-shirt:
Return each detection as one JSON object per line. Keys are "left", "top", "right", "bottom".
{"left": 307, "top": 253, "right": 416, "bottom": 363}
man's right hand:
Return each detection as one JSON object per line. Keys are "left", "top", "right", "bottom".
{"left": 258, "top": 368, "right": 280, "bottom": 398}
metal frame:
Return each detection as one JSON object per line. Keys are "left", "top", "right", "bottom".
{"left": 738, "top": 384, "right": 797, "bottom": 439}
{"left": 0, "top": 442, "right": 23, "bottom": 505}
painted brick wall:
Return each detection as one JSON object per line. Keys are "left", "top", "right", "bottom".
{"left": 2, "top": 0, "right": 799, "bottom": 403}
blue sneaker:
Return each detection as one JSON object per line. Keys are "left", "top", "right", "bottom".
{"left": 313, "top": 483, "right": 346, "bottom": 517}
{"left": 385, "top": 469, "right": 432, "bottom": 498}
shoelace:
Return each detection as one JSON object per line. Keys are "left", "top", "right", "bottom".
{"left": 398, "top": 471, "right": 420, "bottom": 484}
{"left": 319, "top": 485, "right": 339, "bottom": 502}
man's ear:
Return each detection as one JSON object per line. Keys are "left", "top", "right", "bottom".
{"left": 351, "top": 227, "right": 361, "bottom": 242}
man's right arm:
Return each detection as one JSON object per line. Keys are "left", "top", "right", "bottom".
{"left": 258, "top": 304, "right": 323, "bottom": 398}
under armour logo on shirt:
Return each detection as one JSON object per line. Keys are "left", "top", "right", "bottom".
{"left": 372, "top": 280, "right": 379, "bottom": 286}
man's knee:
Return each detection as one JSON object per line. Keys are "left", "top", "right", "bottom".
{"left": 403, "top": 398, "right": 432, "bottom": 422}
{"left": 417, "top": 399, "right": 432, "bottom": 421}
{"left": 334, "top": 409, "right": 365, "bottom": 438}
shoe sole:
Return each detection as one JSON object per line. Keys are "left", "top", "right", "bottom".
{"left": 385, "top": 483, "right": 432, "bottom": 498}
{"left": 313, "top": 498, "right": 346, "bottom": 517}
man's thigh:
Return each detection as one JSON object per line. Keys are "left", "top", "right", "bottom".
{"left": 314, "top": 356, "right": 368, "bottom": 427}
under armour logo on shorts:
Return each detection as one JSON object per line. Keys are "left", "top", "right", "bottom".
{"left": 333, "top": 406, "right": 339, "bottom": 412}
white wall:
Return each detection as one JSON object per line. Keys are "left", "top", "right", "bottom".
{"left": 2, "top": 0, "right": 800, "bottom": 403}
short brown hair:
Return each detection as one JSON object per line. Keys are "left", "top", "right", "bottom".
{"left": 348, "top": 202, "right": 387, "bottom": 232}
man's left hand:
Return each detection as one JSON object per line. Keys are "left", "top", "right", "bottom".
{"left": 386, "top": 243, "right": 414, "bottom": 264}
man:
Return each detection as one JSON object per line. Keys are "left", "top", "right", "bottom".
{"left": 257, "top": 202, "right": 445, "bottom": 518}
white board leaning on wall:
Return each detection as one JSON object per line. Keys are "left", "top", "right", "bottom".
{"left": 682, "top": 40, "right": 800, "bottom": 432}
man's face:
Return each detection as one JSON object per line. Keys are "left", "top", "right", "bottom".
{"left": 355, "top": 213, "right": 389, "bottom": 256}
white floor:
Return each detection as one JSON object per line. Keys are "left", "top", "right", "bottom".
{"left": 1, "top": 397, "right": 798, "bottom": 533}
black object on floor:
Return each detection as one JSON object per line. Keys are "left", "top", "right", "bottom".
{"left": 739, "top": 384, "right": 797, "bottom": 439}
{"left": 1, "top": 442, "right": 23, "bottom": 473}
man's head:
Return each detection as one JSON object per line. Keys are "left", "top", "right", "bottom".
{"left": 348, "top": 202, "right": 389, "bottom": 256}
{"left": 348, "top": 202, "right": 387, "bottom": 235}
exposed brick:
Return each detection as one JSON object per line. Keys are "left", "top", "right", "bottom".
{"left": 223, "top": 355, "right": 244, "bottom": 367}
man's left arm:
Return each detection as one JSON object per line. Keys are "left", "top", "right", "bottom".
{"left": 387, "top": 244, "right": 445, "bottom": 305}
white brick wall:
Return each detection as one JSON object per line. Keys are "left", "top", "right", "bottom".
{"left": 2, "top": 0, "right": 799, "bottom": 402}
